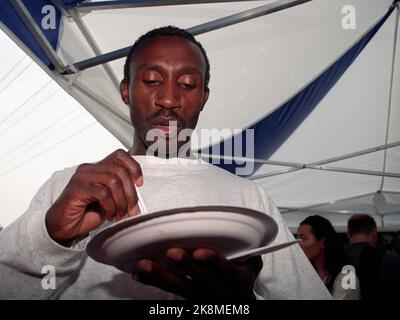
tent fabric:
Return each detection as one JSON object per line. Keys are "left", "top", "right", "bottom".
{"left": 0, "top": 0, "right": 399, "bottom": 231}
{"left": 203, "top": 4, "right": 396, "bottom": 175}
{"left": 0, "top": 0, "right": 77, "bottom": 67}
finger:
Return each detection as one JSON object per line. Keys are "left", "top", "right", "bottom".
{"left": 107, "top": 165, "right": 139, "bottom": 217}
{"left": 90, "top": 184, "right": 119, "bottom": 221}
{"left": 70, "top": 183, "right": 118, "bottom": 228}
{"left": 84, "top": 173, "right": 127, "bottom": 221}
{"left": 192, "top": 248, "right": 243, "bottom": 284}
{"left": 135, "top": 259, "right": 199, "bottom": 300}
{"left": 166, "top": 248, "right": 212, "bottom": 284}
{"left": 76, "top": 164, "right": 138, "bottom": 218}
{"left": 48, "top": 182, "right": 116, "bottom": 240}
{"left": 106, "top": 149, "right": 144, "bottom": 186}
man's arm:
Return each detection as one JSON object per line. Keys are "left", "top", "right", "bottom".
{"left": 0, "top": 168, "right": 86, "bottom": 299}
{"left": 0, "top": 149, "right": 144, "bottom": 299}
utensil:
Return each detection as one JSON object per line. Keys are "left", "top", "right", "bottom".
{"left": 226, "top": 239, "right": 300, "bottom": 261}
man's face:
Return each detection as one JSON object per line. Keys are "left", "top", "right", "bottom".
{"left": 120, "top": 35, "right": 209, "bottom": 153}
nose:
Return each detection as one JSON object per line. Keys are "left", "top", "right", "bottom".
{"left": 155, "top": 81, "right": 180, "bottom": 110}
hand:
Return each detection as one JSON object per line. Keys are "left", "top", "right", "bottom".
{"left": 132, "top": 247, "right": 262, "bottom": 300}
{"left": 45, "top": 149, "right": 143, "bottom": 245}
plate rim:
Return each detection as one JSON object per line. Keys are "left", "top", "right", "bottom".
{"left": 87, "top": 205, "right": 278, "bottom": 265}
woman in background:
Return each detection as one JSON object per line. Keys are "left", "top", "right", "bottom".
{"left": 297, "top": 215, "right": 360, "bottom": 300}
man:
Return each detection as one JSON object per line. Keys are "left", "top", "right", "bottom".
{"left": 0, "top": 26, "right": 331, "bottom": 300}
{"left": 345, "top": 214, "right": 400, "bottom": 300}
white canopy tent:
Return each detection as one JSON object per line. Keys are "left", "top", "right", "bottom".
{"left": 0, "top": 0, "right": 399, "bottom": 232}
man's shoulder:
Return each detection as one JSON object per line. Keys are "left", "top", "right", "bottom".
{"left": 383, "top": 250, "right": 400, "bottom": 266}
{"left": 204, "top": 163, "right": 264, "bottom": 191}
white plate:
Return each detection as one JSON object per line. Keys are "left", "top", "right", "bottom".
{"left": 87, "top": 205, "right": 278, "bottom": 273}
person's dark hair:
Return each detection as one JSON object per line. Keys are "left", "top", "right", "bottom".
{"left": 123, "top": 25, "right": 210, "bottom": 90}
{"left": 347, "top": 214, "right": 377, "bottom": 238}
{"left": 300, "top": 215, "right": 345, "bottom": 292}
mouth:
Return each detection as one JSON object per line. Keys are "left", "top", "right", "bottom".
{"left": 151, "top": 119, "right": 182, "bottom": 138}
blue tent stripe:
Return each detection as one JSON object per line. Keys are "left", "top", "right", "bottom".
{"left": 201, "top": 4, "right": 396, "bottom": 176}
{"left": 0, "top": 1, "right": 84, "bottom": 68}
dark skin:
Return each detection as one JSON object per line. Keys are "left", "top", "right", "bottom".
{"left": 46, "top": 35, "right": 261, "bottom": 300}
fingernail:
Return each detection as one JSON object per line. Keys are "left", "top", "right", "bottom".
{"left": 137, "top": 260, "right": 152, "bottom": 272}
{"left": 193, "top": 249, "right": 213, "bottom": 261}
{"left": 136, "top": 176, "right": 144, "bottom": 186}
{"left": 128, "top": 205, "right": 139, "bottom": 216}
{"left": 166, "top": 248, "right": 184, "bottom": 262}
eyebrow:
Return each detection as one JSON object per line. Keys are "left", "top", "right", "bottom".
{"left": 137, "top": 63, "right": 202, "bottom": 75}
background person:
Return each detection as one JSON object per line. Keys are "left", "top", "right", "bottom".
{"left": 345, "top": 214, "right": 400, "bottom": 300}
{"left": 297, "top": 215, "right": 360, "bottom": 300}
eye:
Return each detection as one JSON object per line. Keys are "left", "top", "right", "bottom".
{"left": 143, "top": 79, "right": 161, "bottom": 86}
{"left": 179, "top": 82, "right": 195, "bottom": 90}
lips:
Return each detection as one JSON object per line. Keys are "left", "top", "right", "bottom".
{"left": 151, "top": 118, "right": 182, "bottom": 137}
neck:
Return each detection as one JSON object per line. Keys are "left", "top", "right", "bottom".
{"left": 130, "top": 133, "right": 147, "bottom": 156}
{"left": 312, "top": 255, "right": 328, "bottom": 281}
{"left": 349, "top": 234, "right": 375, "bottom": 245}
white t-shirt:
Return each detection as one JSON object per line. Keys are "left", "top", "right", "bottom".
{"left": 0, "top": 156, "right": 332, "bottom": 299}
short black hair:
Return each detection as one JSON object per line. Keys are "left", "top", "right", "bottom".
{"left": 347, "top": 214, "right": 377, "bottom": 237}
{"left": 123, "top": 25, "right": 210, "bottom": 90}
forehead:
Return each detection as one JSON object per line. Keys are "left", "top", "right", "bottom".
{"left": 298, "top": 224, "right": 313, "bottom": 235}
{"left": 131, "top": 36, "right": 206, "bottom": 73}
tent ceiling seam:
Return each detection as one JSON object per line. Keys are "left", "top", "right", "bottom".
{"left": 379, "top": 3, "right": 400, "bottom": 191}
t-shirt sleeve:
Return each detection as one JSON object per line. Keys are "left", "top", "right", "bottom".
{"left": 0, "top": 168, "right": 86, "bottom": 299}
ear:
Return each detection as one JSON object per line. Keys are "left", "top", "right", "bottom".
{"left": 120, "top": 79, "right": 129, "bottom": 105}
{"left": 200, "top": 88, "right": 210, "bottom": 111}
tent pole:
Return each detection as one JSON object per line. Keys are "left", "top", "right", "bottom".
{"left": 247, "top": 141, "right": 400, "bottom": 179}
{"left": 186, "top": 0, "right": 312, "bottom": 35}
{"left": 309, "top": 165, "right": 400, "bottom": 179}
{"left": 62, "top": 0, "right": 312, "bottom": 73}
{"left": 49, "top": 0, "right": 70, "bottom": 17}
{"left": 72, "top": 0, "right": 269, "bottom": 11}
{"left": 68, "top": 9, "right": 121, "bottom": 90}
{"left": 9, "top": 0, "right": 66, "bottom": 73}
{"left": 250, "top": 165, "right": 400, "bottom": 180}
{"left": 279, "top": 192, "right": 379, "bottom": 212}
{"left": 198, "top": 141, "right": 400, "bottom": 179}
{"left": 49, "top": 0, "right": 120, "bottom": 90}
{"left": 310, "top": 141, "right": 400, "bottom": 166}
{"left": 199, "top": 140, "right": 400, "bottom": 167}
{"left": 277, "top": 191, "right": 400, "bottom": 214}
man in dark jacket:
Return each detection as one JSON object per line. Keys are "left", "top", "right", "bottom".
{"left": 344, "top": 214, "right": 400, "bottom": 300}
